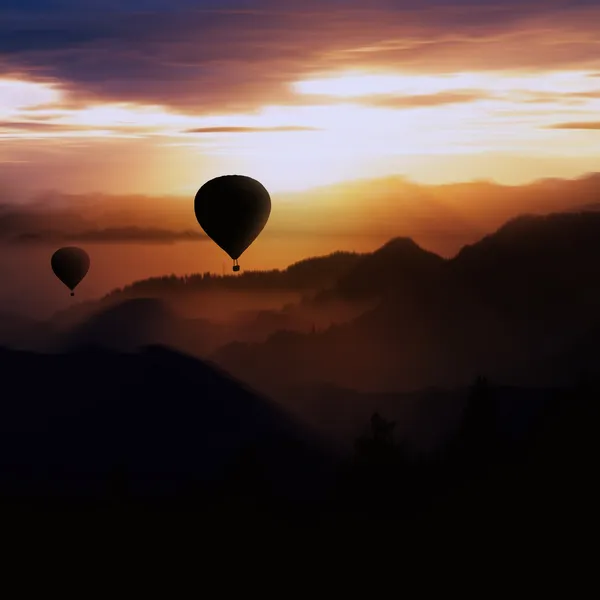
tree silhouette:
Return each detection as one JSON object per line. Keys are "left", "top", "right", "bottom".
{"left": 107, "top": 462, "right": 129, "bottom": 507}
{"left": 353, "top": 413, "right": 397, "bottom": 467}
{"left": 101, "top": 251, "right": 360, "bottom": 301}
{"left": 333, "top": 412, "right": 413, "bottom": 516}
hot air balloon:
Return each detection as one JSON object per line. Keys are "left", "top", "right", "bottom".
{"left": 51, "top": 247, "right": 90, "bottom": 296}
{"left": 194, "top": 175, "right": 271, "bottom": 272}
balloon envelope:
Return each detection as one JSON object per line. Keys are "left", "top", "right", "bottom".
{"left": 51, "top": 247, "right": 90, "bottom": 294}
{"left": 194, "top": 175, "right": 271, "bottom": 261}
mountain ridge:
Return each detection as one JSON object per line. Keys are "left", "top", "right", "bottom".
{"left": 213, "top": 210, "right": 600, "bottom": 393}
{"left": 4, "top": 209, "right": 600, "bottom": 397}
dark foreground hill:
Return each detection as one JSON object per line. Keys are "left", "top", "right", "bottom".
{"left": 0, "top": 345, "right": 333, "bottom": 508}
{"left": 0, "top": 342, "right": 597, "bottom": 557}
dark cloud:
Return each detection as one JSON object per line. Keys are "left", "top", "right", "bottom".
{"left": 0, "top": 203, "right": 87, "bottom": 236}
{"left": 570, "top": 90, "right": 600, "bottom": 99}
{"left": 0, "top": 195, "right": 202, "bottom": 243}
{"left": 185, "top": 126, "right": 320, "bottom": 133}
{"left": 547, "top": 122, "right": 600, "bottom": 130}
{"left": 10, "top": 227, "right": 205, "bottom": 244}
{"left": 2, "top": 1, "right": 600, "bottom": 112}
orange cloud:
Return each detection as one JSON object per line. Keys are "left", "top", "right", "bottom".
{"left": 548, "top": 122, "right": 600, "bottom": 130}
{"left": 356, "top": 91, "right": 490, "bottom": 108}
{"left": 185, "top": 126, "right": 320, "bottom": 133}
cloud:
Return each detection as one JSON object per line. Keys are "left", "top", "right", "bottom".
{"left": 2, "top": 1, "right": 600, "bottom": 112}
{"left": 519, "top": 89, "right": 600, "bottom": 104}
{"left": 0, "top": 193, "right": 202, "bottom": 242}
{"left": 547, "top": 122, "right": 600, "bottom": 130}
{"left": 0, "top": 118, "right": 169, "bottom": 139}
{"left": 0, "top": 121, "right": 91, "bottom": 131}
{"left": 357, "top": 90, "right": 490, "bottom": 108}
{"left": 9, "top": 227, "right": 206, "bottom": 244}
{"left": 185, "top": 126, "right": 320, "bottom": 133}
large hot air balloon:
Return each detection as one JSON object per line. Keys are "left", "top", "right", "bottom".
{"left": 51, "top": 247, "right": 90, "bottom": 296}
{"left": 194, "top": 175, "right": 271, "bottom": 272}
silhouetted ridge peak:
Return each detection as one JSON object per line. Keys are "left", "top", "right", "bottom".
{"left": 336, "top": 237, "right": 444, "bottom": 299}
{"left": 283, "top": 251, "right": 361, "bottom": 284}
{"left": 454, "top": 211, "right": 600, "bottom": 267}
{"left": 383, "top": 237, "right": 439, "bottom": 264}
{"left": 492, "top": 210, "right": 600, "bottom": 236}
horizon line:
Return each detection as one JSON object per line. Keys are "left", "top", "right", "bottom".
{"left": 16, "top": 170, "right": 600, "bottom": 201}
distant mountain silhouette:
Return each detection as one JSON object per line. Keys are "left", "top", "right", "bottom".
{"left": 450, "top": 212, "right": 600, "bottom": 348}
{"left": 0, "top": 345, "right": 330, "bottom": 505}
{"left": 10, "top": 209, "right": 600, "bottom": 402}
{"left": 213, "top": 211, "right": 600, "bottom": 393}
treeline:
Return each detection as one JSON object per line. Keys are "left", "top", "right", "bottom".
{"left": 102, "top": 251, "right": 361, "bottom": 299}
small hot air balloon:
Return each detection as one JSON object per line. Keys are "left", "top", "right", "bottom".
{"left": 194, "top": 175, "right": 271, "bottom": 272}
{"left": 51, "top": 246, "right": 90, "bottom": 296}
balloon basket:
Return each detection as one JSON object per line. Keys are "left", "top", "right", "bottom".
{"left": 233, "top": 265, "right": 240, "bottom": 272}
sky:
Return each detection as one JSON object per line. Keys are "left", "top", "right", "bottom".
{"left": 2, "top": 0, "right": 600, "bottom": 197}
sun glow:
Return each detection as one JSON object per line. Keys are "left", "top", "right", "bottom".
{"left": 3, "top": 69, "right": 600, "bottom": 193}
{"left": 0, "top": 78, "right": 62, "bottom": 117}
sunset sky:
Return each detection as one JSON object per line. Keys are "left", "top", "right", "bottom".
{"left": 2, "top": 0, "right": 600, "bottom": 197}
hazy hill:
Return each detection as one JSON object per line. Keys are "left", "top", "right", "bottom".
{"left": 61, "top": 297, "right": 175, "bottom": 351}
{"left": 19, "top": 250, "right": 366, "bottom": 358}
{"left": 36, "top": 239, "right": 440, "bottom": 363}
{"left": 52, "top": 294, "right": 362, "bottom": 358}
{"left": 45, "top": 251, "right": 362, "bottom": 329}
{"left": 0, "top": 345, "right": 330, "bottom": 503}
{"left": 56, "top": 297, "right": 226, "bottom": 356}
{"left": 0, "top": 311, "right": 50, "bottom": 350}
